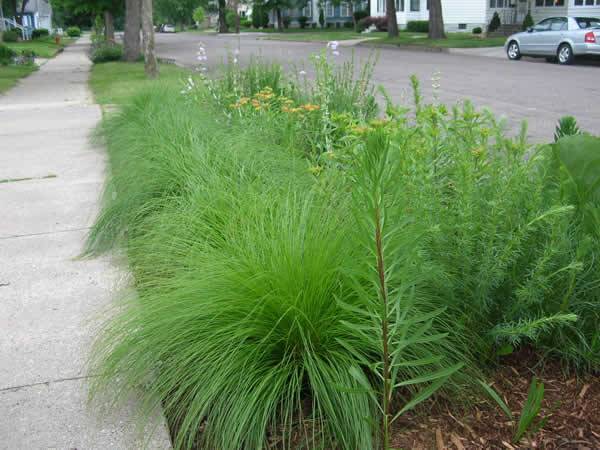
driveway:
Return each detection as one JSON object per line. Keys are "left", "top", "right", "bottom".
{"left": 155, "top": 32, "right": 600, "bottom": 142}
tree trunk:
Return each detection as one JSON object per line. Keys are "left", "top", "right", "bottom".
{"left": 428, "top": 0, "right": 445, "bottom": 39}
{"left": 124, "top": 0, "right": 142, "bottom": 61}
{"left": 230, "top": 0, "right": 240, "bottom": 33}
{"left": 218, "top": 0, "right": 228, "bottom": 32}
{"left": 275, "top": 8, "right": 283, "bottom": 30}
{"left": 104, "top": 10, "right": 115, "bottom": 42}
{"left": 385, "top": 0, "right": 398, "bottom": 37}
{"left": 141, "top": 0, "right": 158, "bottom": 78}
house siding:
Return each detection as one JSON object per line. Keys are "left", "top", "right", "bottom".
{"left": 371, "top": 0, "right": 487, "bottom": 31}
{"left": 23, "top": 0, "right": 52, "bottom": 29}
{"left": 568, "top": 1, "right": 600, "bottom": 17}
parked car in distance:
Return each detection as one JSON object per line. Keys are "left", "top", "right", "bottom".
{"left": 157, "top": 24, "right": 176, "bottom": 33}
{"left": 505, "top": 17, "right": 600, "bottom": 65}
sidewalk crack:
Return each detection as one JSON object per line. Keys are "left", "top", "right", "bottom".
{"left": 0, "top": 375, "right": 96, "bottom": 393}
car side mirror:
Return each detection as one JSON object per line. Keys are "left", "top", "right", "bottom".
{"left": 527, "top": 27, "right": 533, "bottom": 33}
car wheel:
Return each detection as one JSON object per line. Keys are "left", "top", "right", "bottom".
{"left": 507, "top": 41, "right": 521, "bottom": 60}
{"left": 557, "top": 43, "right": 574, "bottom": 65}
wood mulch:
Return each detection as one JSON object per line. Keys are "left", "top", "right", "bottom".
{"left": 391, "top": 350, "right": 600, "bottom": 449}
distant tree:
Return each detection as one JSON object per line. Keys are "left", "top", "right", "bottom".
{"left": 154, "top": 0, "right": 201, "bottom": 27}
{"left": 385, "top": 0, "right": 398, "bottom": 37}
{"left": 141, "top": 0, "right": 158, "bottom": 77}
{"left": 488, "top": 11, "right": 501, "bottom": 32}
{"left": 124, "top": 0, "right": 141, "bottom": 61}
{"left": 251, "top": 0, "right": 269, "bottom": 28}
{"left": 522, "top": 11, "right": 533, "bottom": 31}
{"left": 217, "top": 0, "right": 227, "bottom": 31}
{"left": 428, "top": 0, "right": 445, "bottom": 39}
{"left": 50, "top": 0, "right": 122, "bottom": 39}
{"left": 192, "top": 5, "right": 205, "bottom": 24}
{"left": 318, "top": 2, "right": 324, "bottom": 28}
{"left": 3, "top": 0, "right": 18, "bottom": 18}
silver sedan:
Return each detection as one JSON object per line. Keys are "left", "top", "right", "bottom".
{"left": 505, "top": 16, "right": 600, "bottom": 65}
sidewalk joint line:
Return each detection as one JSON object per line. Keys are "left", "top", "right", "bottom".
{"left": 0, "top": 226, "right": 91, "bottom": 240}
{"left": 0, "top": 374, "right": 97, "bottom": 393}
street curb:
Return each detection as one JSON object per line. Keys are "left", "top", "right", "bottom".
{"left": 356, "top": 42, "right": 450, "bottom": 53}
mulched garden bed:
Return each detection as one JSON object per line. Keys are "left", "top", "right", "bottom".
{"left": 391, "top": 350, "right": 600, "bottom": 449}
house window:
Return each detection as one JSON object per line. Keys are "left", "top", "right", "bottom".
{"left": 458, "top": 23, "right": 467, "bottom": 29}
{"left": 302, "top": 2, "right": 312, "bottom": 16}
{"left": 378, "top": 0, "right": 386, "bottom": 12}
{"left": 326, "top": 2, "right": 335, "bottom": 17}
{"left": 490, "top": 0, "right": 496, "bottom": 6}
{"left": 538, "top": 0, "right": 565, "bottom": 5}
{"left": 410, "top": 0, "right": 420, "bottom": 10}
{"left": 340, "top": 3, "right": 351, "bottom": 16}
{"left": 396, "top": 0, "right": 405, "bottom": 10}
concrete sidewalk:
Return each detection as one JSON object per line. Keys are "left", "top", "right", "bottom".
{"left": 0, "top": 38, "right": 171, "bottom": 449}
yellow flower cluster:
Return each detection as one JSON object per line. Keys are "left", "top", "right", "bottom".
{"left": 281, "top": 103, "right": 321, "bottom": 114}
{"left": 228, "top": 87, "right": 322, "bottom": 116}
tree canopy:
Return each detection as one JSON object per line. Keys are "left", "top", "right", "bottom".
{"left": 154, "top": 0, "right": 203, "bottom": 24}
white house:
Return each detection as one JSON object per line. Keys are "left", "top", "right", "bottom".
{"left": 16, "top": 0, "right": 52, "bottom": 30}
{"left": 370, "top": 0, "right": 600, "bottom": 32}
{"left": 272, "top": 1, "right": 369, "bottom": 28}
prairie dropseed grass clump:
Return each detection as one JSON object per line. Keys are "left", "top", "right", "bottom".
{"left": 87, "top": 46, "right": 600, "bottom": 449}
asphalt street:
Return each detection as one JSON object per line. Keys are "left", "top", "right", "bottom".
{"left": 155, "top": 32, "right": 600, "bottom": 142}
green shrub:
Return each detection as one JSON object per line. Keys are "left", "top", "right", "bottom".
{"left": 523, "top": 11, "right": 534, "bottom": 30}
{"left": 91, "top": 42, "right": 123, "bottom": 63}
{"left": 406, "top": 20, "right": 429, "bottom": 32}
{"left": 66, "top": 26, "right": 81, "bottom": 37}
{"left": 343, "top": 21, "right": 353, "bottom": 28}
{"left": 0, "top": 44, "right": 16, "bottom": 65}
{"left": 2, "top": 29, "right": 20, "bottom": 42}
{"left": 251, "top": 4, "right": 269, "bottom": 28}
{"left": 488, "top": 12, "right": 501, "bottom": 32}
{"left": 192, "top": 5, "right": 205, "bottom": 24}
{"left": 554, "top": 115, "right": 581, "bottom": 142}
{"left": 472, "top": 26, "right": 483, "bottom": 34}
{"left": 240, "top": 18, "right": 252, "bottom": 27}
{"left": 32, "top": 28, "right": 50, "bottom": 39}
{"left": 225, "top": 8, "right": 237, "bottom": 28}
{"left": 16, "top": 49, "right": 36, "bottom": 65}
{"left": 358, "top": 16, "right": 388, "bottom": 32}
{"left": 353, "top": 9, "right": 369, "bottom": 23}
{"left": 298, "top": 15, "right": 309, "bottom": 28}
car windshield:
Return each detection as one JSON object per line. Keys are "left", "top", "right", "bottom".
{"left": 576, "top": 17, "right": 600, "bottom": 29}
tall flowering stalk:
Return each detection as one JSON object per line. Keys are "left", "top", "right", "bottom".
{"left": 346, "top": 130, "right": 463, "bottom": 448}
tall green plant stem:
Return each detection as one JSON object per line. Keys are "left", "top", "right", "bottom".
{"left": 375, "top": 205, "right": 391, "bottom": 450}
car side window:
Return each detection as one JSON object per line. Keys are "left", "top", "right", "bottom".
{"left": 534, "top": 19, "right": 553, "bottom": 31}
{"left": 550, "top": 18, "right": 567, "bottom": 31}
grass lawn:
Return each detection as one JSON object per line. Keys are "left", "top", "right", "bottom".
{"left": 0, "top": 64, "right": 38, "bottom": 94}
{"left": 90, "top": 61, "right": 191, "bottom": 105}
{"left": 371, "top": 31, "right": 506, "bottom": 48}
{"left": 254, "top": 29, "right": 386, "bottom": 42}
{"left": 5, "top": 37, "right": 75, "bottom": 58}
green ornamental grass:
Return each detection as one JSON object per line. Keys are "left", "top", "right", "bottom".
{"left": 87, "top": 54, "right": 599, "bottom": 448}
